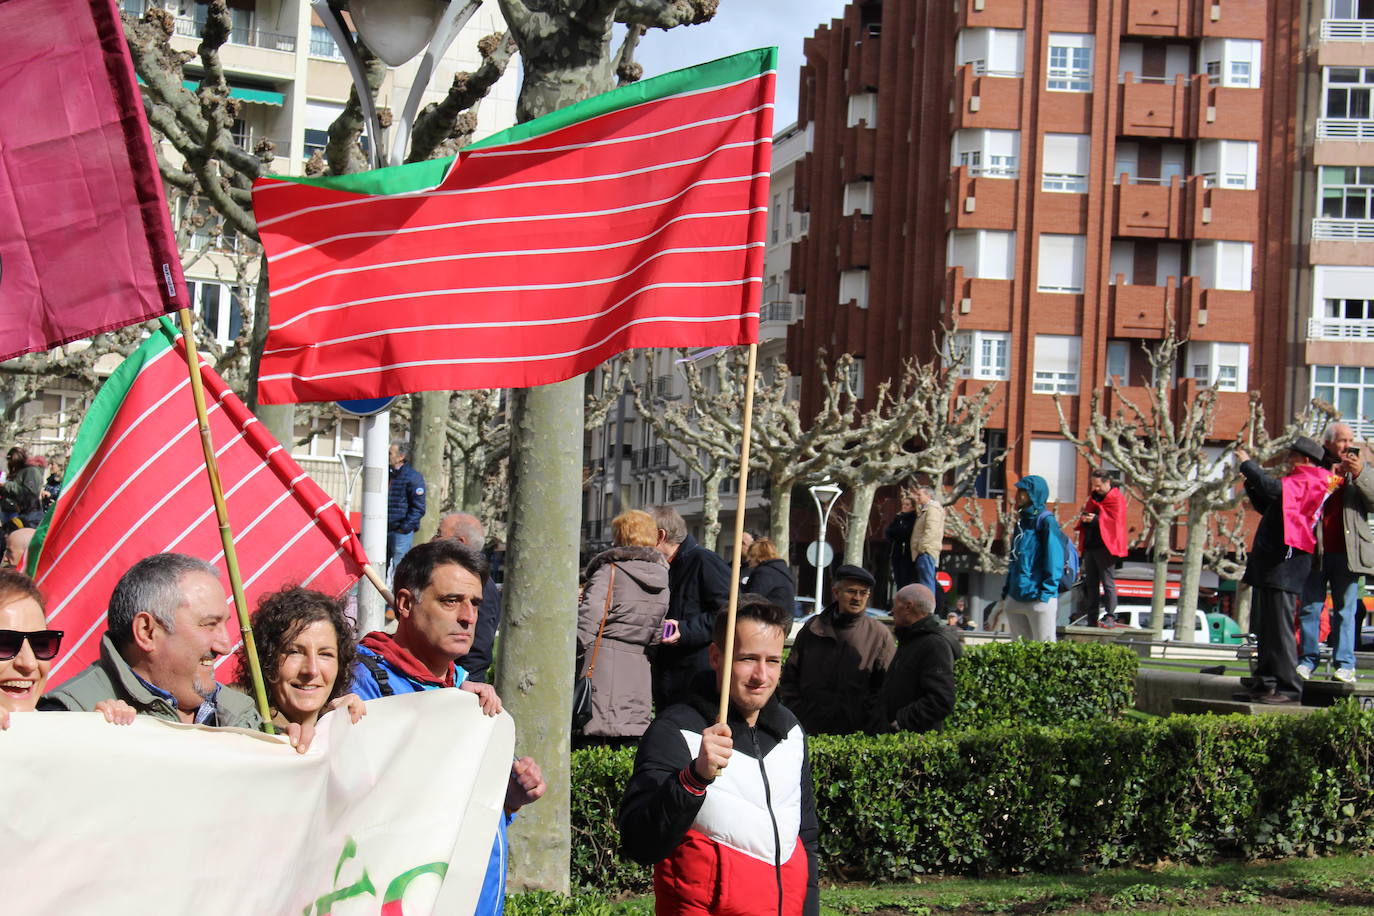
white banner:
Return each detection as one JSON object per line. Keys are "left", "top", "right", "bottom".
{"left": 0, "top": 690, "right": 514, "bottom": 915}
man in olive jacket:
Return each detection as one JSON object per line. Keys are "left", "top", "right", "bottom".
{"left": 41, "top": 553, "right": 261, "bottom": 729}
{"left": 869, "top": 584, "right": 960, "bottom": 734}
{"left": 780, "top": 564, "right": 895, "bottom": 735}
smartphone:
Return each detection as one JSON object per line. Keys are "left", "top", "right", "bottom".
{"left": 662, "top": 620, "right": 678, "bottom": 641}
{"left": 1346, "top": 447, "right": 1360, "bottom": 457}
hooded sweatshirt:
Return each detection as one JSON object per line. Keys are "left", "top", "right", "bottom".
{"left": 1003, "top": 475, "right": 1064, "bottom": 603}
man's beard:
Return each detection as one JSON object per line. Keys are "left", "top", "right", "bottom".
{"left": 193, "top": 661, "right": 217, "bottom": 702}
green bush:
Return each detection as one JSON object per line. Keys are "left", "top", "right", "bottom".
{"left": 949, "top": 640, "right": 1138, "bottom": 729}
{"left": 570, "top": 702, "right": 1374, "bottom": 892}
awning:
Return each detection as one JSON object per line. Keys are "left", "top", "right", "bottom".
{"left": 180, "top": 80, "right": 284, "bottom": 105}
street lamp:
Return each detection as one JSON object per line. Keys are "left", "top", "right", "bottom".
{"left": 311, "top": 0, "right": 480, "bottom": 632}
{"left": 808, "top": 480, "right": 842, "bottom": 613}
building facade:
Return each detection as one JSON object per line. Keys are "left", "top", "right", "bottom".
{"left": 787, "top": 0, "right": 1300, "bottom": 597}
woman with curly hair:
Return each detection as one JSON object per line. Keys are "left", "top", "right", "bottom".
{"left": 237, "top": 586, "right": 364, "bottom": 742}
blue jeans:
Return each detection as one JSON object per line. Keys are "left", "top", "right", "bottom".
{"left": 1298, "top": 553, "right": 1360, "bottom": 670}
{"left": 386, "top": 530, "right": 414, "bottom": 576}
{"left": 915, "top": 553, "right": 938, "bottom": 595}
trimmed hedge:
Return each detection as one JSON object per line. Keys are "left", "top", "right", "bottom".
{"left": 570, "top": 702, "right": 1374, "bottom": 892}
{"left": 948, "top": 640, "right": 1138, "bottom": 729}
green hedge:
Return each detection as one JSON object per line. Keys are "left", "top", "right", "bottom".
{"left": 570, "top": 702, "right": 1374, "bottom": 892}
{"left": 948, "top": 640, "right": 1138, "bottom": 729}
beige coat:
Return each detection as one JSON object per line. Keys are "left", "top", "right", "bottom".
{"left": 910, "top": 500, "right": 946, "bottom": 562}
{"left": 577, "top": 545, "right": 670, "bottom": 737}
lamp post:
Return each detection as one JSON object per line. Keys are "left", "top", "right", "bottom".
{"left": 311, "top": 0, "right": 480, "bottom": 632}
{"left": 808, "top": 480, "right": 842, "bottom": 613}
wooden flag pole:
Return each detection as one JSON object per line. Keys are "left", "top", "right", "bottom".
{"left": 362, "top": 563, "right": 396, "bottom": 606}
{"left": 718, "top": 342, "right": 759, "bottom": 725}
{"left": 175, "top": 308, "right": 276, "bottom": 734}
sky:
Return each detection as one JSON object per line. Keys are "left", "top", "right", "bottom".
{"left": 634, "top": 0, "right": 852, "bottom": 127}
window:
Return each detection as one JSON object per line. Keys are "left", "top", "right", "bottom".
{"left": 1201, "top": 39, "right": 1261, "bottom": 88}
{"left": 1033, "top": 335, "right": 1081, "bottom": 394}
{"left": 1321, "top": 166, "right": 1374, "bottom": 219}
{"left": 1113, "top": 141, "right": 1187, "bottom": 185}
{"left": 974, "top": 429, "right": 1008, "bottom": 498}
{"left": 1186, "top": 342, "right": 1249, "bottom": 391}
{"left": 1195, "top": 140, "right": 1258, "bottom": 189}
{"left": 34, "top": 388, "right": 86, "bottom": 444}
{"left": 309, "top": 25, "right": 343, "bottom": 58}
{"left": 1327, "top": 0, "right": 1374, "bottom": 17}
{"left": 949, "top": 331, "right": 1011, "bottom": 380}
{"left": 847, "top": 92, "right": 878, "bottom": 127}
{"left": 771, "top": 193, "right": 781, "bottom": 243}
{"left": 847, "top": 357, "right": 865, "bottom": 398}
{"left": 1118, "top": 41, "right": 1192, "bottom": 84}
{"left": 952, "top": 129, "right": 1020, "bottom": 178}
{"left": 956, "top": 28, "right": 1025, "bottom": 77}
{"left": 1028, "top": 439, "right": 1078, "bottom": 502}
{"left": 843, "top": 181, "right": 874, "bottom": 215}
{"left": 839, "top": 269, "right": 869, "bottom": 309}
{"left": 1191, "top": 240, "right": 1253, "bottom": 290}
{"left": 304, "top": 100, "right": 344, "bottom": 162}
{"left": 1106, "top": 341, "right": 1130, "bottom": 385}
{"left": 1042, "top": 133, "right": 1089, "bottom": 191}
{"left": 1047, "top": 34, "right": 1093, "bottom": 92}
{"left": 1323, "top": 67, "right": 1374, "bottom": 120}
{"left": 948, "top": 230, "right": 1016, "bottom": 280}
{"left": 181, "top": 198, "right": 242, "bottom": 252}
{"left": 1312, "top": 366, "right": 1374, "bottom": 439}
{"left": 1311, "top": 267, "right": 1374, "bottom": 338}
{"left": 785, "top": 187, "right": 795, "bottom": 239}
{"left": 1037, "top": 235, "right": 1086, "bottom": 293}
{"left": 1109, "top": 241, "right": 1184, "bottom": 286}
{"left": 188, "top": 280, "right": 248, "bottom": 345}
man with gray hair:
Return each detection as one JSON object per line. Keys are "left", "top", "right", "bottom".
{"left": 434, "top": 512, "right": 502, "bottom": 682}
{"left": 649, "top": 505, "right": 731, "bottom": 708}
{"left": 1297, "top": 422, "right": 1374, "bottom": 683}
{"left": 868, "top": 584, "right": 960, "bottom": 734}
{"left": 910, "top": 487, "right": 946, "bottom": 597}
{"left": 41, "top": 553, "right": 261, "bottom": 728}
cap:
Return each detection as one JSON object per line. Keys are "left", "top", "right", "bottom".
{"left": 1289, "top": 436, "right": 1325, "bottom": 464}
{"left": 832, "top": 564, "right": 876, "bottom": 588}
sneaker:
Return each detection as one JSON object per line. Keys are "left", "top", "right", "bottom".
{"left": 1334, "top": 668, "right": 1357, "bottom": 684}
{"left": 1296, "top": 663, "right": 1314, "bottom": 681}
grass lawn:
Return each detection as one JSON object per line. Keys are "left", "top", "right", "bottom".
{"left": 513, "top": 853, "right": 1374, "bottom": 915}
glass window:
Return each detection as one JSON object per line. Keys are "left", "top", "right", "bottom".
{"left": 974, "top": 429, "right": 1007, "bottom": 498}
{"left": 1042, "top": 134, "right": 1089, "bottom": 192}
{"left": 1324, "top": 67, "right": 1374, "bottom": 120}
{"left": 1048, "top": 35, "right": 1093, "bottom": 92}
{"left": 1186, "top": 342, "right": 1249, "bottom": 391}
{"left": 1032, "top": 335, "right": 1081, "bottom": 394}
{"left": 1320, "top": 166, "right": 1374, "bottom": 219}
{"left": 1312, "top": 365, "right": 1374, "bottom": 439}
{"left": 1037, "top": 235, "right": 1086, "bottom": 293}
{"left": 949, "top": 331, "right": 1011, "bottom": 380}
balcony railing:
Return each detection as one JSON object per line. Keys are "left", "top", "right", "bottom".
{"left": 761, "top": 300, "right": 794, "bottom": 322}
{"left": 969, "top": 62, "right": 1023, "bottom": 78}
{"left": 1313, "top": 218, "right": 1374, "bottom": 240}
{"left": 173, "top": 16, "right": 297, "bottom": 52}
{"left": 651, "top": 375, "right": 677, "bottom": 400}
{"left": 1316, "top": 118, "right": 1374, "bottom": 140}
{"left": 1041, "top": 172, "right": 1087, "bottom": 192}
{"left": 1321, "top": 18, "right": 1374, "bottom": 40}
{"left": 310, "top": 35, "right": 344, "bottom": 58}
{"left": 1198, "top": 171, "right": 1252, "bottom": 189}
{"left": 668, "top": 480, "right": 690, "bottom": 502}
{"left": 1308, "top": 317, "right": 1374, "bottom": 339}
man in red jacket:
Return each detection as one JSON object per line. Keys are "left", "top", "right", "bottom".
{"left": 1077, "top": 469, "right": 1128, "bottom": 627}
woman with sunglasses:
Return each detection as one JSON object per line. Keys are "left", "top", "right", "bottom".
{"left": 0, "top": 570, "right": 135, "bottom": 730}
{"left": 235, "top": 586, "right": 365, "bottom": 752}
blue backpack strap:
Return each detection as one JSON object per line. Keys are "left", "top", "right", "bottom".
{"left": 358, "top": 653, "right": 395, "bottom": 697}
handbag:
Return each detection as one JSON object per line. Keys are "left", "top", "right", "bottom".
{"left": 573, "top": 565, "right": 616, "bottom": 731}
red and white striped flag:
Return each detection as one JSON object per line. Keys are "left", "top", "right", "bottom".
{"left": 27, "top": 318, "right": 369, "bottom": 685}
{"left": 251, "top": 48, "right": 775, "bottom": 404}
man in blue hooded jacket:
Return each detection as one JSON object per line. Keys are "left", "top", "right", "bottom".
{"left": 1000, "top": 475, "right": 1064, "bottom": 642}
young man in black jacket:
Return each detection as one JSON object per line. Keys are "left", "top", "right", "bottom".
{"left": 617, "top": 598, "right": 819, "bottom": 916}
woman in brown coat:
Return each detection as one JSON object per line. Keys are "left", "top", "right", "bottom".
{"left": 576, "top": 509, "right": 670, "bottom": 743}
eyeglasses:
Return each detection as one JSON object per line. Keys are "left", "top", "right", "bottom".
{"left": 0, "top": 629, "right": 64, "bottom": 661}
{"left": 839, "top": 587, "right": 871, "bottom": 598}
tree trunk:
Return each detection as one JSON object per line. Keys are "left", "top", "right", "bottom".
{"left": 496, "top": 379, "right": 581, "bottom": 894}
{"left": 1148, "top": 520, "right": 1172, "bottom": 637}
{"left": 462, "top": 457, "right": 487, "bottom": 513}
{"left": 1235, "top": 582, "right": 1253, "bottom": 633}
{"left": 1173, "top": 505, "right": 1210, "bottom": 643}
{"left": 843, "top": 480, "right": 878, "bottom": 567}
{"left": 769, "top": 478, "right": 793, "bottom": 562}
{"left": 700, "top": 468, "right": 726, "bottom": 553}
{"left": 246, "top": 252, "right": 294, "bottom": 444}
{"left": 410, "top": 390, "right": 449, "bottom": 542}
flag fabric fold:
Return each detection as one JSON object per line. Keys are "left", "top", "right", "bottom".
{"left": 27, "top": 317, "right": 369, "bottom": 685}
{"left": 0, "top": 0, "right": 185, "bottom": 360}
{"left": 252, "top": 48, "right": 777, "bottom": 404}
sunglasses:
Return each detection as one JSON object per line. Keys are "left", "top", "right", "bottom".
{"left": 0, "top": 629, "right": 64, "bottom": 661}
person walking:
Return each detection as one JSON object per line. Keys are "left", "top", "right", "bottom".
{"left": 1076, "top": 469, "right": 1127, "bottom": 626}
{"left": 1000, "top": 476, "right": 1064, "bottom": 642}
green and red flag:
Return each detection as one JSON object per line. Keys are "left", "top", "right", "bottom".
{"left": 28, "top": 318, "right": 368, "bottom": 685}
{"left": 251, "top": 48, "right": 776, "bottom": 404}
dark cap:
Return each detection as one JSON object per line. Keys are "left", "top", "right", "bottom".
{"left": 832, "top": 564, "right": 876, "bottom": 588}
{"left": 1289, "top": 436, "right": 1325, "bottom": 464}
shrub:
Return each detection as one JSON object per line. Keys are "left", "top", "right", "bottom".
{"left": 949, "top": 640, "right": 1138, "bottom": 729}
{"left": 570, "top": 701, "right": 1374, "bottom": 892}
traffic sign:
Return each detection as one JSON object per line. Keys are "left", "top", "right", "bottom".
{"left": 805, "top": 540, "right": 834, "bottom": 568}
{"left": 337, "top": 396, "right": 398, "bottom": 417}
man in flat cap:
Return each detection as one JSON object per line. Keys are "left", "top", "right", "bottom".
{"left": 1234, "top": 436, "right": 1335, "bottom": 704}
{"left": 780, "top": 564, "right": 895, "bottom": 734}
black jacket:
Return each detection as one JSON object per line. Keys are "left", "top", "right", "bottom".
{"left": 617, "top": 679, "right": 819, "bottom": 916}
{"left": 652, "top": 535, "right": 731, "bottom": 707}
{"left": 869, "top": 616, "right": 960, "bottom": 734}
{"left": 1239, "top": 459, "right": 1313, "bottom": 594}
{"left": 886, "top": 511, "right": 917, "bottom": 586}
{"left": 745, "top": 558, "right": 797, "bottom": 612}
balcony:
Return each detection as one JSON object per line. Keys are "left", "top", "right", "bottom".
{"left": 840, "top": 124, "right": 876, "bottom": 183}
{"left": 953, "top": 65, "right": 1023, "bottom": 132}
{"left": 956, "top": 0, "right": 1026, "bottom": 30}
{"left": 761, "top": 300, "right": 797, "bottom": 323}
{"left": 1316, "top": 118, "right": 1374, "bottom": 140}
{"left": 172, "top": 16, "right": 297, "bottom": 52}
{"left": 837, "top": 213, "right": 872, "bottom": 269}
{"left": 668, "top": 479, "right": 690, "bottom": 502}
{"left": 1118, "top": 74, "right": 1189, "bottom": 137}
{"left": 1109, "top": 280, "right": 1178, "bottom": 337}
{"left": 945, "top": 266, "right": 1014, "bottom": 317}
{"left": 1117, "top": 74, "right": 1263, "bottom": 141}
{"left": 1114, "top": 177, "right": 1186, "bottom": 238}
{"left": 1308, "top": 317, "right": 1374, "bottom": 340}
{"left": 1312, "top": 218, "right": 1374, "bottom": 240}
{"left": 948, "top": 167, "right": 1020, "bottom": 231}
{"left": 1321, "top": 18, "right": 1374, "bottom": 40}
{"left": 1178, "top": 378, "right": 1252, "bottom": 427}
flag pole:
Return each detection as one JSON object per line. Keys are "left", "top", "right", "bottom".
{"left": 719, "top": 342, "right": 758, "bottom": 725}
{"left": 175, "top": 308, "right": 276, "bottom": 734}
{"left": 362, "top": 563, "right": 396, "bottom": 606}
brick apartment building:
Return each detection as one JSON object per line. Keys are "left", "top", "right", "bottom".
{"left": 787, "top": 0, "right": 1311, "bottom": 602}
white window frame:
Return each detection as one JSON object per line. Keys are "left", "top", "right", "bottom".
{"left": 948, "top": 229, "right": 1016, "bottom": 280}
{"left": 1028, "top": 438, "right": 1078, "bottom": 502}
{"left": 843, "top": 180, "right": 875, "bottom": 215}
{"left": 1311, "top": 365, "right": 1374, "bottom": 440}
{"left": 1201, "top": 38, "right": 1261, "bottom": 89}
{"left": 839, "top": 269, "right": 870, "bottom": 309}
{"left": 1032, "top": 335, "right": 1081, "bottom": 394}
{"left": 1042, "top": 133, "right": 1089, "bottom": 192}
{"left": 955, "top": 28, "right": 1025, "bottom": 78}
{"left": 952, "top": 129, "right": 1020, "bottom": 179}
{"left": 949, "top": 331, "right": 1011, "bottom": 381}
{"left": 1037, "top": 234, "right": 1086, "bottom": 294}
{"left": 847, "top": 92, "right": 878, "bottom": 128}
{"left": 1106, "top": 341, "right": 1131, "bottom": 386}
{"left": 188, "top": 279, "right": 248, "bottom": 345}
{"left": 1047, "top": 34, "right": 1093, "bottom": 92}
{"left": 1186, "top": 342, "right": 1249, "bottom": 391}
